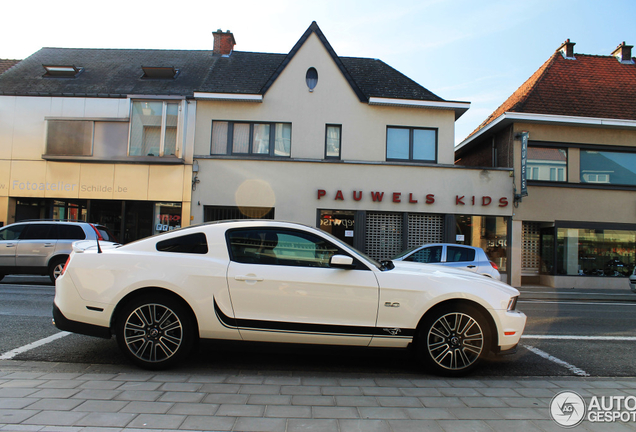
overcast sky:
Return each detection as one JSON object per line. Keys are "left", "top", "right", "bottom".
{"left": 2, "top": 0, "right": 634, "bottom": 144}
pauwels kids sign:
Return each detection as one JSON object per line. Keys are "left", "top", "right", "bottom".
{"left": 317, "top": 189, "right": 509, "bottom": 208}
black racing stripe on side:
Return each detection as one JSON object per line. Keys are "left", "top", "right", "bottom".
{"left": 213, "top": 298, "right": 415, "bottom": 337}
{"left": 214, "top": 298, "right": 238, "bottom": 328}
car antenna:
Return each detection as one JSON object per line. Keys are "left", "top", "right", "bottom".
{"left": 91, "top": 224, "right": 102, "bottom": 254}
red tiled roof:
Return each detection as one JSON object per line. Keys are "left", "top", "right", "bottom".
{"left": 0, "top": 59, "right": 20, "bottom": 74}
{"left": 527, "top": 147, "right": 567, "bottom": 161}
{"left": 0, "top": 59, "right": 20, "bottom": 75}
{"left": 468, "top": 47, "right": 636, "bottom": 138}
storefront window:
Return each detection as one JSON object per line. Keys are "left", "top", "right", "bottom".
{"left": 52, "top": 200, "right": 87, "bottom": 221}
{"left": 455, "top": 215, "right": 508, "bottom": 273}
{"left": 319, "top": 210, "right": 356, "bottom": 247}
{"left": 555, "top": 228, "right": 635, "bottom": 277}
{"left": 153, "top": 203, "right": 182, "bottom": 235}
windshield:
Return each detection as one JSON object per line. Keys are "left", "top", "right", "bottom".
{"left": 391, "top": 245, "right": 423, "bottom": 260}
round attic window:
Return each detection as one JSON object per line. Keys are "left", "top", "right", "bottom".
{"left": 306, "top": 67, "right": 318, "bottom": 91}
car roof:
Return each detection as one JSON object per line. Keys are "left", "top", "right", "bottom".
{"left": 417, "top": 243, "right": 480, "bottom": 250}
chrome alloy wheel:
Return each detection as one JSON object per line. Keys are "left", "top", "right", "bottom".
{"left": 123, "top": 303, "right": 183, "bottom": 363}
{"left": 427, "top": 312, "right": 484, "bottom": 371}
{"left": 52, "top": 262, "right": 65, "bottom": 279}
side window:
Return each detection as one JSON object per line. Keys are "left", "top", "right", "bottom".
{"left": 58, "top": 225, "right": 86, "bottom": 240}
{"left": 407, "top": 246, "right": 442, "bottom": 263}
{"left": 228, "top": 229, "right": 342, "bottom": 267}
{"left": 325, "top": 124, "right": 341, "bottom": 159}
{"left": 156, "top": 233, "right": 208, "bottom": 254}
{"left": 21, "top": 224, "right": 57, "bottom": 240}
{"left": 0, "top": 225, "right": 25, "bottom": 241}
{"left": 446, "top": 246, "right": 476, "bottom": 263}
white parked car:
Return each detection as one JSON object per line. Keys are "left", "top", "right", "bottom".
{"left": 392, "top": 243, "right": 502, "bottom": 279}
{"left": 53, "top": 220, "right": 526, "bottom": 376}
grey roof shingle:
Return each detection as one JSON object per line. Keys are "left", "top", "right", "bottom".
{"left": 0, "top": 23, "right": 446, "bottom": 104}
{"left": 0, "top": 48, "right": 216, "bottom": 97}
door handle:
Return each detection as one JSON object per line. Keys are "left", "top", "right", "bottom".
{"left": 234, "top": 275, "right": 264, "bottom": 282}
{"left": 467, "top": 265, "right": 476, "bottom": 268}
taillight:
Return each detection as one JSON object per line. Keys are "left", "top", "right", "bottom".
{"left": 90, "top": 223, "right": 104, "bottom": 240}
{"left": 61, "top": 256, "right": 71, "bottom": 276}
{"left": 489, "top": 260, "right": 499, "bottom": 270}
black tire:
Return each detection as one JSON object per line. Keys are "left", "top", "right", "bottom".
{"left": 115, "top": 294, "right": 195, "bottom": 370}
{"left": 49, "top": 256, "right": 68, "bottom": 283}
{"left": 416, "top": 304, "right": 491, "bottom": 377}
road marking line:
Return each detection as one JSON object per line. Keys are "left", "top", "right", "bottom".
{"left": 0, "top": 332, "right": 70, "bottom": 360}
{"left": 523, "top": 335, "right": 636, "bottom": 341}
{"left": 520, "top": 292, "right": 628, "bottom": 296}
{"left": 523, "top": 344, "right": 590, "bottom": 377}
{"left": 519, "top": 300, "right": 636, "bottom": 306}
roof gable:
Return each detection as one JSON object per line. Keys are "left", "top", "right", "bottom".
{"left": 260, "top": 21, "right": 367, "bottom": 102}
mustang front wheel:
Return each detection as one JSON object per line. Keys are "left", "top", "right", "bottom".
{"left": 418, "top": 304, "right": 490, "bottom": 376}
{"left": 116, "top": 295, "right": 194, "bottom": 369}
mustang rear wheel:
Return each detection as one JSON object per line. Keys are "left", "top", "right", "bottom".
{"left": 115, "top": 295, "right": 194, "bottom": 370}
{"left": 417, "top": 304, "right": 490, "bottom": 376}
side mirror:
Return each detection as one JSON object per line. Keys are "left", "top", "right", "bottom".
{"left": 329, "top": 254, "right": 355, "bottom": 269}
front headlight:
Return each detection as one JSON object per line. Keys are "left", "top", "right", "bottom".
{"left": 507, "top": 296, "right": 518, "bottom": 311}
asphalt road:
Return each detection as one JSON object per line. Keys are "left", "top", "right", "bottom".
{"left": 1, "top": 275, "right": 635, "bottom": 377}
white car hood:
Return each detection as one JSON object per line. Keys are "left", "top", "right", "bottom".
{"left": 389, "top": 260, "right": 520, "bottom": 297}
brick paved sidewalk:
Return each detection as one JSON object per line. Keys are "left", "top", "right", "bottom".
{"left": 0, "top": 360, "right": 635, "bottom": 431}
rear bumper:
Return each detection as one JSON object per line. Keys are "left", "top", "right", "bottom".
{"left": 52, "top": 304, "right": 111, "bottom": 339}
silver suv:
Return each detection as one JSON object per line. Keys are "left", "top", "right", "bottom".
{"left": 0, "top": 220, "right": 117, "bottom": 283}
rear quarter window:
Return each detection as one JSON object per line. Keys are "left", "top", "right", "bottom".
{"left": 156, "top": 233, "right": 208, "bottom": 254}
{"left": 58, "top": 225, "right": 86, "bottom": 240}
{"left": 446, "top": 246, "right": 476, "bottom": 263}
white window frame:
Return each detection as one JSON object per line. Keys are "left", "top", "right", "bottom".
{"left": 128, "top": 100, "right": 182, "bottom": 157}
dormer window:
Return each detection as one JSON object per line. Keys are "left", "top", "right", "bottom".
{"left": 141, "top": 66, "right": 180, "bottom": 79}
{"left": 42, "top": 65, "right": 83, "bottom": 78}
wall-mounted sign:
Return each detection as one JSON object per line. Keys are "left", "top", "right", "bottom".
{"left": 317, "top": 189, "right": 509, "bottom": 208}
{"left": 520, "top": 131, "right": 529, "bottom": 197}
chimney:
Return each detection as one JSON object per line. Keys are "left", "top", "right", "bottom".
{"left": 213, "top": 29, "right": 236, "bottom": 56}
{"left": 558, "top": 39, "right": 576, "bottom": 60}
{"left": 611, "top": 41, "right": 634, "bottom": 64}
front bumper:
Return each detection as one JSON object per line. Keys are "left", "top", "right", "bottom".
{"left": 493, "top": 309, "right": 527, "bottom": 352}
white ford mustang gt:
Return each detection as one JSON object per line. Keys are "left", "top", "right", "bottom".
{"left": 53, "top": 220, "right": 526, "bottom": 376}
